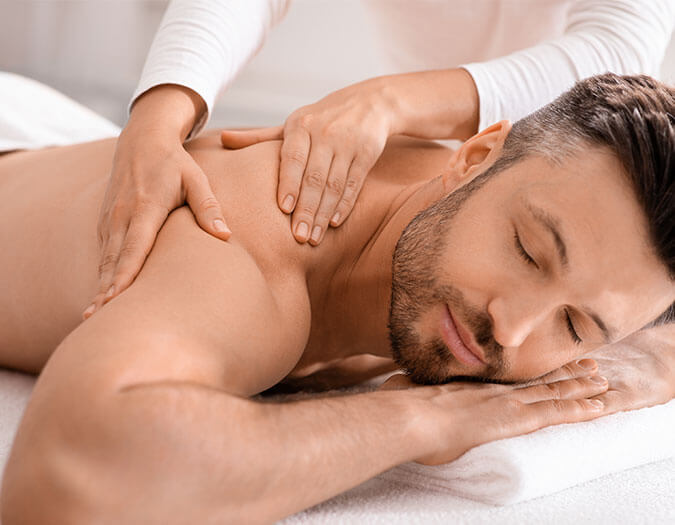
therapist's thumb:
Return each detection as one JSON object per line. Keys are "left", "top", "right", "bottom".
{"left": 184, "top": 166, "right": 231, "bottom": 241}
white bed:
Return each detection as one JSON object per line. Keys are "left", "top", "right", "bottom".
{"left": 0, "top": 74, "right": 673, "bottom": 524}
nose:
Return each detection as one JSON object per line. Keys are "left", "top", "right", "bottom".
{"left": 487, "top": 291, "right": 554, "bottom": 348}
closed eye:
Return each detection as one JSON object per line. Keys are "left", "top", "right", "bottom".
{"left": 565, "top": 309, "right": 583, "bottom": 345}
{"left": 513, "top": 229, "right": 538, "bottom": 268}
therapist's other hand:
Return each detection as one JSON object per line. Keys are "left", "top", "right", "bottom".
{"left": 221, "top": 79, "right": 396, "bottom": 245}
{"left": 85, "top": 85, "right": 230, "bottom": 319}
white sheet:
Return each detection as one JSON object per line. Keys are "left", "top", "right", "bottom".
{"left": 0, "top": 72, "right": 120, "bottom": 152}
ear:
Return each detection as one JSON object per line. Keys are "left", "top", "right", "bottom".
{"left": 442, "top": 120, "right": 512, "bottom": 192}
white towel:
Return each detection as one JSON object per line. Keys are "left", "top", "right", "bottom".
{"left": 0, "top": 369, "right": 35, "bottom": 493}
{"left": 382, "top": 399, "right": 675, "bottom": 505}
{"left": 0, "top": 72, "right": 120, "bottom": 153}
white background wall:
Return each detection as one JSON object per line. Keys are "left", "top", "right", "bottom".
{"left": 1, "top": 0, "right": 675, "bottom": 129}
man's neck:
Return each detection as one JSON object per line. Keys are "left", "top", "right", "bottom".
{"left": 302, "top": 138, "right": 452, "bottom": 365}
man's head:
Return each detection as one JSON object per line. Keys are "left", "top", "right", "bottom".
{"left": 389, "top": 73, "right": 675, "bottom": 384}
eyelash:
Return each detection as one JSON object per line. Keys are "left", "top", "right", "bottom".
{"left": 565, "top": 309, "right": 583, "bottom": 345}
{"left": 513, "top": 229, "right": 582, "bottom": 345}
{"left": 513, "top": 230, "right": 538, "bottom": 268}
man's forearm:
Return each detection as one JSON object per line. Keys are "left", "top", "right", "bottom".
{"left": 114, "top": 384, "right": 427, "bottom": 523}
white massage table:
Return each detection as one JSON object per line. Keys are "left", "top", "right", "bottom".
{"left": 0, "top": 74, "right": 673, "bottom": 524}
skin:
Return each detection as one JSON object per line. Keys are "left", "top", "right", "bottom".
{"left": 90, "top": 84, "right": 231, "bottom": 318}
{"left": 0, "top": 126, "right": 673, "bottom": 523}
{"left": 221, "top": 68, "right": 479, "bottom": 244}
{"left": 93, "top": 68, "right": 479, "bottom": 315}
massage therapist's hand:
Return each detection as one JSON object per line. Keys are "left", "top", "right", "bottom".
{"left": 380, "top": 362, "right": 608, "bottom": 466}
{"left": 221, "top": 69, "right": 480, "bottom": 245}
{"left": 221, "top": 79, "right": 395, "bottom": 245}
{"left": 85, "top": 85, "right": 231, "bottom": 319}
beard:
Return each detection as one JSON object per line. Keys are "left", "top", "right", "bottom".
{"left": 388, "top": 169, "right": 507, "bottom": 384}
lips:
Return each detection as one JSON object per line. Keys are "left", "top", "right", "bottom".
{"left": 440, "top": 304, "right": 485, "bottom": 367}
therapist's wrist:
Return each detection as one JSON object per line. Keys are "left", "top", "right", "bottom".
{"left": 380, "top": 68, "right": 480, "bottom": 141}
{"left": 444, "top": 68, "right": 480, "bottom": 140}
{"left": 128, "top": 84, "right": 207, "bottom": 142}
{"left": 361, "top": 76, "right": 406, "bottom": 138}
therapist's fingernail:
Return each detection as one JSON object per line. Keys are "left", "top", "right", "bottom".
{"left": 295, "top": 222, "right": 309, "bottom": 241}
{"left": 310, "top": 225, "right": 322, "bottom": 243}
{"left": 82, "top": 304, "right": 95, "bottom": 319}
{"left": 588, "top": 399, "right": 604, "bottom": 409}
{"left": 213, "top": 219, "right": 230, "bottom": 234}
{"left": 105, "top": 285, "right": 115, "bottom": 300}
{"left": 281, "top": 195, "right": 295, "bottom": 213}
{"left": 576, "top": 359, "right": 596, "bottom": 370}
{"left": 590, "top": 375, "right": 607, "bottom": 385}
{"left": 331, "top": 212, "right": 341, "bottom": 225}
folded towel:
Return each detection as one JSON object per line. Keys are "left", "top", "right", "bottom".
{"left": 381, "top": 399, "right": 675, "bottom": 505}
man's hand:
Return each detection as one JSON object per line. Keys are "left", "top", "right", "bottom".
{"left": 221, "top": 78, "right": 397, "bottom": 245}
{"left": 380, "top": 361, "right": 609, "bottom": 466}
{"left": 84, "top": 85, "right": 231, "bottom": 319}
{"left": 589, "top": 323, "right": 675, "bottom": 414}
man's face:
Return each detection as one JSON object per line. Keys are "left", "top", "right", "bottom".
{"left": 389, "top": 147, "right": 674, "bottom": 384}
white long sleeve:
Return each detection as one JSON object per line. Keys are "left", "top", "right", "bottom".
{"left": 132, "top": 0, "right": 291, "bottom": 137}
{"left": 462, "top": 0, "right": 675, "bottom": 131}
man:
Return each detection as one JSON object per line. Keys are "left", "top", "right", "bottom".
{"left": 1, "top": 74, "right": 674, "bottom": 523}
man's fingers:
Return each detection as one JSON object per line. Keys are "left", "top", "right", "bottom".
{"left": 184, "top": 167, "right": 231, "bottom": 241}
{"left": 511, "top": 375, "right": 608, "bottom": 404}
{"left": 291, "top": 144, "right": 333, "bottom": 243}
{"left": 308, "top": 155, "right": 351, "bottom": 245}
{"left": 521, "top": 397, "right": 605, "bottom": 432}
{"left": 220, "top": 126, "right": 283, "bottom": 149}
{"left": 527, "top": 358, "right": 599, "bottom": 386}
{"left": 278, "top": 128, "right": 311, "bottom": 215}
{"left": 476, "top": 394, "right": 605, "bottom": 449}
{"left": 590, "top": 388, "right": 658, "bottom": 416}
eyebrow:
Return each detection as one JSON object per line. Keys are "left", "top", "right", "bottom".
{"left": 524, "top": 202, "right": 617, "bottom": 344}
{"left": 525, "top": 203, "right": 568, "bottom": 268}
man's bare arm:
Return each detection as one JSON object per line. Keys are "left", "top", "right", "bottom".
{"left": 0, "top": 209, "right": 608, "bottom": 524}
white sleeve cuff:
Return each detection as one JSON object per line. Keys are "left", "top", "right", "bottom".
{"left": 129, "top": 0, "right": 291, "bottom": 139}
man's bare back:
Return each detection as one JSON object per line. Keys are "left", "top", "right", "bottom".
{"left": 0, "top": 132, "right": 448, "bottom": 378}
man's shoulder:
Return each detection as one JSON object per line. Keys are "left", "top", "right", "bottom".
{"left": 370, "top": 136, "right": 452, "bottom": 187}
{"left": 96, "top": 201, "right": 314, "bottom": 395}
{"left": 188, "top": 134, "right": 311, "bottom": 268}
